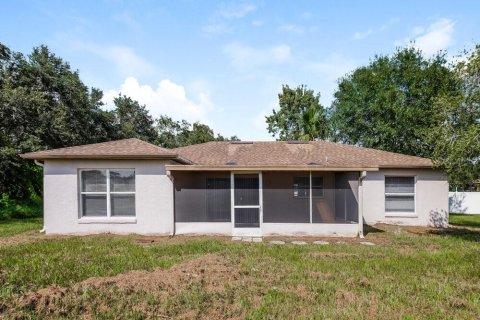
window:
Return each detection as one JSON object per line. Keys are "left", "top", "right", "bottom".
{"left": 80, "top": 169, "right": 135, "bottom": 218}
{"left": 385, "top": 176, "right": 415, "bottom": 213}
{"left": 293, "top": 176, "right": 324, "bottom": 198}
{"left": 293, "top": 177, "right": 309, "bottom": 198}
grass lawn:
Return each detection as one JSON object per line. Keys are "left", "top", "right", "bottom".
{"left": 0, "top": 216, "right": 479, "bottom": 319}
{"left": 0, "top": 218, "right": 43, "bottom": 237}
{"left": 450, "top": 213, "right": 480, "bottom": 228}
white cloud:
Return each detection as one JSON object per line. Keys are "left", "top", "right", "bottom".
{"left": 223, "top": 42, "right": 292, "bottom": 69}
{"left": 218, "top": 3, "right": 256, "bottom": 19}
{"left": 353, "top": 29, "right": 373, "bottom": 40}
{"left": 203, "top": 3, "right": 256, "bottom": 35}
{"left": 396, "top": 18, "right": 455, "bottom": 55}
{"left": 414, "top": 18, "right": 455, "bottom": 55}
{"left": 71, "top": 41, "right": 154, "bottom": 77}
{"left": 103, "top": 77, "right": 213, "bottom": 124}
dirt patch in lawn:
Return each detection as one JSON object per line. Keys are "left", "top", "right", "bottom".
{"left": 10, "top": 253, "right": 254, "bottom": 319}
{"left": 0, "top": 232, "right": 68, "bottom": 247}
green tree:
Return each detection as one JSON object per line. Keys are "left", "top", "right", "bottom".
{"left": 330, "top": 47, "right": 458, "bottom": 157}
{"left": 0, "top": 43, "right": 112, "bottom": 200}
{"left": 112, "top": 95, "right": 157, "bottom": 142}
{"left": 428, "top": 46, "right": 480, "bottom": 188}
{"left": 155, "top": 115, "right": 239, "bottom": 148}
{"left": 266, "top": 85, "right": 329, "bottom": 141}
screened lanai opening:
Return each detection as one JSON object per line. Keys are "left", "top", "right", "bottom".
{"left": 174, "top": 171, "right": 231, "bottom": 222}
{"left": 263, "top": 171, "right": 359, "bottom": 224}
{"left": 173, "top": 171, "right": 359, "bottom": 224}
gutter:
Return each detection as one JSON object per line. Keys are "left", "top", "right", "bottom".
{"left": 33, "top": 160, "right": 46, "bottom": 233}
{"left": 166, "top": 170, "right": 176, "bottom": 237}
{"left": 358, "top": 171, "right": 367, "bottom": 238}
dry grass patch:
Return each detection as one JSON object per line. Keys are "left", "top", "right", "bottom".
{"left": 8, "top": 254, "right": 259, "bottom": 319}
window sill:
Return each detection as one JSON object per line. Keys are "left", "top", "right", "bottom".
{"left": 78, "top": 217, "right": 137, "bottom": 224}
{"left": 385, "top": 213, "right": 418, "bottom": 218}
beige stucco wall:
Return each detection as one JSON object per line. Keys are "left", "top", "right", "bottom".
{"left": 43, "top": 159, "right": 174, "bottom": 235}
{"left": 362, "top": 169, "right": 449, "bottom": 227}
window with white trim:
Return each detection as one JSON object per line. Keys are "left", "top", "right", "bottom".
{"left": 385, "top": 176, "right": 415, "bottom": 213}
{"left": 80, "top": 169, "right": 135, "bottom": 217}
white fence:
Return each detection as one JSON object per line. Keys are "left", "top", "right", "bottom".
{"left": 449, "top": 192, "right": 480, "bottom": 214}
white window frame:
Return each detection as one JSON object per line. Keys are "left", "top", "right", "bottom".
{"left": 79, "top": 169, "right": 136, "bottom": 221}
{"left": 384, "top": 175, "right": 416, "bottom": 217}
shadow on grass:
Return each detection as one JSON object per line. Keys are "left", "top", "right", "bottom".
{"left": 428, "top": 227, "right": 480, "bottom": 242}
{"left": 363, "top": 224, "right": 385, "bottom": 236}
{"left": 449, "top": 214, "right": 480, "bottom": 228}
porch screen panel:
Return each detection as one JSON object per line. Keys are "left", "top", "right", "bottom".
{"left": 235, "top": 208, "right": 260, "bottom": 228}
{"left": 312, "top": 172, "right": 359, "bottom": 223}
{"left": 263, "top": 172, "right": 310, "bottom": 223}
{"left": 206, "top": 178, "right": 231, "bottom": 221}
{"left": 234, "top": 175, "right": 259, "bottom": 205}
{"left": 174, "top": 172, "right": 231, "bottom": 222}
{"left": 312, "top": 173, "right": 336, "bottom": 223}
{"left": 331, "top": 172, "right": 359, "bottom": 223}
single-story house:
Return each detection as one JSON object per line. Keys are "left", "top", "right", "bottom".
{"left": 21, "top": 138, "right": 449, "bottom": 237}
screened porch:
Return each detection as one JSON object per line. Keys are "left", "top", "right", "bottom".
{"left": 172, "top": 171, "right": 359, "bottom": 232}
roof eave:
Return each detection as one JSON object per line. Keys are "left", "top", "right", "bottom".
{"left": 165, "top": 165, "right": 380, "bottom": 171}
{"left": 377, "top": 164, "right": 434, "bottom": 169}
{"left": 20, "top": 154, "right": 180, "bottom": 161}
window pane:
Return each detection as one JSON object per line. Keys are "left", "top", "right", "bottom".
{"left": 111, "top": 194, "right": 136, "bottom": 216}
{"left": 293, "top": 177, "right": 309, "bottom": 198}
{"left": 81, "top": 170, "right": 107, "bottom": 192}
{"left": 312, "top": 176, "right": 324, "bottom": 197}
{"left": 385, "top": 177, "right": 414, "bottom": 193}
{"left": 385, "top": 195, "right": 414, "bottom": 212}
{"left": 82, "top": 194, "right": 107, "bottom": 216}
{"left": 110, "top": 170, "right": 135, "bottom": 192}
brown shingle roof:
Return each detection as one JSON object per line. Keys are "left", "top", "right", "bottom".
{"left": 173, "top": 141, "right": 433, "bottom": 169}
{"left": 21, "top": 138, "right": 433, "bottom": 169}
{"left": 21, "top": 138, "right": 187, "bottom": 161}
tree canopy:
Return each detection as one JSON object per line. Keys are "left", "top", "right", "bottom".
{"left": 0, "top": 44, "right": 112, "bottom": 199}
{"left": 155, "top": 115, "right": 239, "bottom": 148}
{"left": 330, "top": 47, "right": 459, "bottom": 158}
{"left": 266, "top": 85, "right": 329, "bottom": 141}
{"left": 427, "top": 46, "right": 480, "bottom": 188}
{"left": 0, "top": 43, "right": 238, "bottom": 204}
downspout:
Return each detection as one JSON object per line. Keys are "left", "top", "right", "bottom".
{"left": 34, "top": 160, "right": 46, "bottom": 233}
{"left": 166, "top": 170, "right": 176, "bottom": 236}
{"left": 358, "top": 171, "right": 367, "bottom": 238}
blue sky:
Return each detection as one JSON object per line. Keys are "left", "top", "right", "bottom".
{"left": 1, "top": 0, "right": 479, "bottom": 140}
